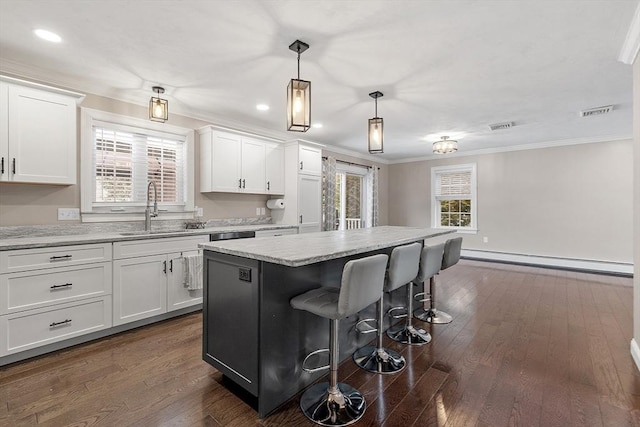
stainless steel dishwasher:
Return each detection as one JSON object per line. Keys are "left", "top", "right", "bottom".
{"left": 209, "top": 230, "right": 256, "bottom": 241}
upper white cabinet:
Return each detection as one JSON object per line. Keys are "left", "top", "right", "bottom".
{"left": 273, "top": 140, "right": 323, "bottom": 233}
{"left": 199, "top": 127, "right": 284, "bottom": 195}
{"left": 0, "top": 77, "right": 84, "bottom": 185}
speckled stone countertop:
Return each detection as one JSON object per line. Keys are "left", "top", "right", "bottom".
{"left": 201, "top": 226, "right": 455, "bottom": 267}
{"left": 0, "top": 222, "right": 298, "bottom": 251}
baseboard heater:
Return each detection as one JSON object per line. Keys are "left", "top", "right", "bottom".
{"left": 461, "top": 249, "right": 633, "bottom": 277}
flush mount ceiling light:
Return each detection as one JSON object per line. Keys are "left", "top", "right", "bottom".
{"left": 368, "top": 91, "right": 384, "bottom": 154}
{"left": 34, "top": 29, "right": 62, "bottom": 43}
{"left": 149, "top": 86, "right": 168, "bottom": 123}
{"left": 287, "top": 40, "right": 311, "bottom": 132}
{"left": 432, "top": 136, "right": 458, "bottom": 154}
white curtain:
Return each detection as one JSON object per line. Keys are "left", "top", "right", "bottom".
{"left": 322, "top": 156, "right": 337, "bottom": 231}
{"left": 366, "top": 166, "right": 379, "bottom": 227}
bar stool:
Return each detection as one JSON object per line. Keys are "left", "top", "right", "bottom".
{"left": 415, "top": 237, "right": 462, "bottom": 324}
{"left": 290, "top": 253, "right": 389, "bottom": 426}
{"left": 353, "top": 242, "right": 421, "bottom": 373}
{"left": 380, "top": 242, "right": 431, "bottom": 345}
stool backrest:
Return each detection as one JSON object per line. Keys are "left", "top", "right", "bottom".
{"left": 339, "top": 253, "right": 389, "bottom": 318}
{"left": 416, "top": 242, "right": 446, "bottom": 283}
{"left": 442, "top": 237, "right": 463, "bottom": 270}
{"left": 385, "top": 242, "right": 422, "bottom": 292}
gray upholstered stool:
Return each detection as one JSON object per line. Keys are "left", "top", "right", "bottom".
{"left": 415, "top": 237, "right": 462, "bottom": 324}
{"left": 352, "top": 244, "right": 422, "bottom": 374}
{"left": 381, "top": 242, "right": 431, "bottom": 345}
{"left": 290, "top": 253, "right": 389, "bottom": 426}
{"left": 413, "top": 242, "right": 451, "bottom": 324}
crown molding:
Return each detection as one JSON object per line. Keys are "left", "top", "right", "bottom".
{"left": 619, "top": 2, "right": 640, "bottom": 64}
{"left": 320, "top": 143, "right": 391, "bottom": 165}
{"left": 388, "top": 134, "right": 633, "bottom": 164}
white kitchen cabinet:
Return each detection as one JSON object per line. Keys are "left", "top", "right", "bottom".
{"left": 198, "top": 127, "right": 283, "bottom": 195}
{"left": 273, "top": 140, "right": 323, "bottom": 233}
{"left": 0, "top": 243, "right": 112, "bottom": 357}
{"left": 167, "top": 250, "right": 202, "bottom": 312}
{"left": 265, "top": 143, "right": 285, "bottom": 195}
{"left": 112, "top": 235, "right": 207, "bottom": 326}
{"left": 0, "top": 77, "right": 84, "bottom": 184}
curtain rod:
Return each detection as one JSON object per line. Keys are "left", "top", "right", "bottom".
{"left": 322, "top": 156, "right": 380, "bottom": 170}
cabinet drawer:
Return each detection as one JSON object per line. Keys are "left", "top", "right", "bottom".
{"left": 0, "top": 243, "right": 112, "bottom": 274}
{"left": 0, "top": 296, "right": 112, "bottom": 356}
{"left": 0, "top": 262, "right": 111, "bottom": 314}
{"left": 113, "top": 236, "right": 208, "bottom": 259}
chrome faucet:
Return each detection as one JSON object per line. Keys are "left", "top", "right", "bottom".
{"left": 145, "top": 180, "right": 158, "bottom": 231}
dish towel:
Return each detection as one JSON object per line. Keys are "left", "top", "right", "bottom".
{"left": 183, "top": 254, "right": 203, "bottom": 291}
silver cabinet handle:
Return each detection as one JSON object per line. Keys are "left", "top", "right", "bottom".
{"left": 267, "top": 181, "right": 270, "bottom": 190}
{"left": 50, "top": 255, "right": 72, "bottom": 262}
{"left": 242, "top": 179, "right": 245, "bottom": 189}
{"left": 163, "top": 260, "right": 167, "bottom": 274}
{"left": 50, "top": 319, "right": 72, "bottom": 328}
{"left": 50, "top": 283, "right": 72, "bottom": 290}
{"left": 238, "top": 178, "right": 242, "bottom": 188}
{"left": 12, "top": 158, "right": 15, "bottom": 174}
{"left": 1, "top": 157, "right": 4, "bottom": 174}
{"left": 169, "top": 259, "right": 173, "bottom": 272}
{"left": 299, "top": 215, "right": 303, "bottom": 224}
{"left": 300, "top": 161, "right": 303, "bottom": 170}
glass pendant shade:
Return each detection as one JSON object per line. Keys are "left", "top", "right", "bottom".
{"left": 287, "top": 78, "right": 311, "bottom": 132}
{"left": 149, "top": 86, "right": 168, "bottom": 122}
{"left": 433, "top": 136, "right": 458, "bottom": 154}
{"left": 368, "top": 117, "right": 384, "bottom": 154}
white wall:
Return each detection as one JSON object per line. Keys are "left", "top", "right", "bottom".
{"left": 389, "top": 139, "right": 634, "bottom": 265}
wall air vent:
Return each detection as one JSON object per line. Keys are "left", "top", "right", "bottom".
{"left": 488, "top": 121, "right": 514, "bottom": 131}
{"left": 580, "top": 105, "right": 613, "bottom": 117}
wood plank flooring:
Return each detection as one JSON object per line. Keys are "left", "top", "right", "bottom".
{"left": 1, "top": 260, "right": 638, "bottom": 426}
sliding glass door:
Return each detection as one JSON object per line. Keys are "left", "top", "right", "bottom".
{"left": 335, "top": 169, "right": 367, "bottom": 230}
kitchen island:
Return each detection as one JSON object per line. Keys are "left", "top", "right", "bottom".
{"left": 200, "top": 226, "right": 454, "bottom": 417}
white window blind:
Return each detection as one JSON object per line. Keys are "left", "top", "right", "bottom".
{"left": 435, "top": 170, "right": 472, "bottom": 200}
{"left": 93, "top": 124, "right": 185, "bottom": 207}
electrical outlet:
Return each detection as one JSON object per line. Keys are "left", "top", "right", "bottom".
{"left": 196, "top": 207, "right": 203, "bottom": 217}
{"left": 256, "top": 207, "right": 261, "bottom": 216}
{"left": 483, "top": 236, "right": 489, "bottom": 243}
{"left": 260, "top": 207, "right": 265, "bottom": 215}
{"left": 238, "top": 267, "right": 252, "bottom": 282}
{"left": 58, "top": 208, "right": 80, "bottom": 221}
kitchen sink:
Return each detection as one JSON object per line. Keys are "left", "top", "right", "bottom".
{"left": 119, "top": 229, "right": 187, "bottom": 236}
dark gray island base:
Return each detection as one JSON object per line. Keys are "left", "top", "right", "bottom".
{"left": 201, "top": 226, "right": 454, "bottom": 418}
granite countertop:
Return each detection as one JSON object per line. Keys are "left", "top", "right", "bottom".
{"left": 200, "top": 226, "right": 455, "bottom": 267}
{"left": 0, "top": 223, "right": 299, "bottom": 251}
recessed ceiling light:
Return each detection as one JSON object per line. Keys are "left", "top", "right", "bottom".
{"left": 312, "top": 123, "right": 323, "bottom": 128}
{"left": 34, "top": 29, "right": 62, "bottom": 43}
{"left": 256, "top": 104, "right": 269, "bottom": 111}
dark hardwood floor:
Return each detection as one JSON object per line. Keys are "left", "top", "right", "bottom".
{"left": 1, "top": 260, "right": 638, "bottom": 426}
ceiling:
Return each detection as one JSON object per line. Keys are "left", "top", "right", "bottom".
{"left": 0, "top": 0, "right": 637, "bottom": 162}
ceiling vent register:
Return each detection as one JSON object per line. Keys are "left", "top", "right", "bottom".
{"left": 488, "top": 121, "right": 514, "bottom": 131}
{"left": 580, "top": 105, "right": 613, "bottom": 117}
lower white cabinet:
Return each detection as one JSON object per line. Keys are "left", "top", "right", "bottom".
{"left": 0, "top": 296, "right": 111, "bottom": 355}
{"left": 254, "top": 228, "right": 298, "bottom": 238}
{"left": 112, "top": 236, "right": 207, "bottom": 326}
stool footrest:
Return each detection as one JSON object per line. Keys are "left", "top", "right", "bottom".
{"left": 388, "top": 306, "right": 408, "bottom": 319}
{"left": 355, "top": 318, "right": 378, "bottom": 334}
{"left": 413, "top": 292, "right": 432, "bottom": 303}
{"left": 302, "top": 348, "right": 330, "bottom": 373}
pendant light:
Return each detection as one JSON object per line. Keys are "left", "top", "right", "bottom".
{"left": 432, "top": 136, "right": 458, "bottom": 154}
{"left": 149, "top": 86, "right": 168, "bottom": 123}
{"left": 287, "top": 40, "right": 311, "bottom": 132}
{"left": 368, "top": 91, "right": 384, "bottom": 154}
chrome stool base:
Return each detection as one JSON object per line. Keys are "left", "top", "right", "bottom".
{"left": 387, "top": 324, "right": 431, "bottom": 345}
{"left": 353, "top": 345, "right": 406, "bottom": 374}
{"left": 300, "top": 382, "right": 366, "bottom": 426}
{"left": 414, "top": 308, "right": 453, "bottom": 324}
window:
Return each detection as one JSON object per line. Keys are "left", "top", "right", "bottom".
{"left": 432, "top": 163, "right": 477, "bottom": 232}
{"left": 81, "top": 108, "right": 194, "bottom": 222}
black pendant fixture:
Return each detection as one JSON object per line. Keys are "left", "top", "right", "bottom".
{"left": 287, "top": 40, "right": 311, "bottom": 132}
{"left": 368, "top": 91, "right": 384, "bottom": 154}
{"left": 149, "top": 86, "right": 168, "bottom": 123}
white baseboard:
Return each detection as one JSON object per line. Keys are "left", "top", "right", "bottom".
{"left": 631, "top": 339, "right": 640, "bottom": 372}
{"left": 461, "top": 249, "right": 633, "bottom": 276}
